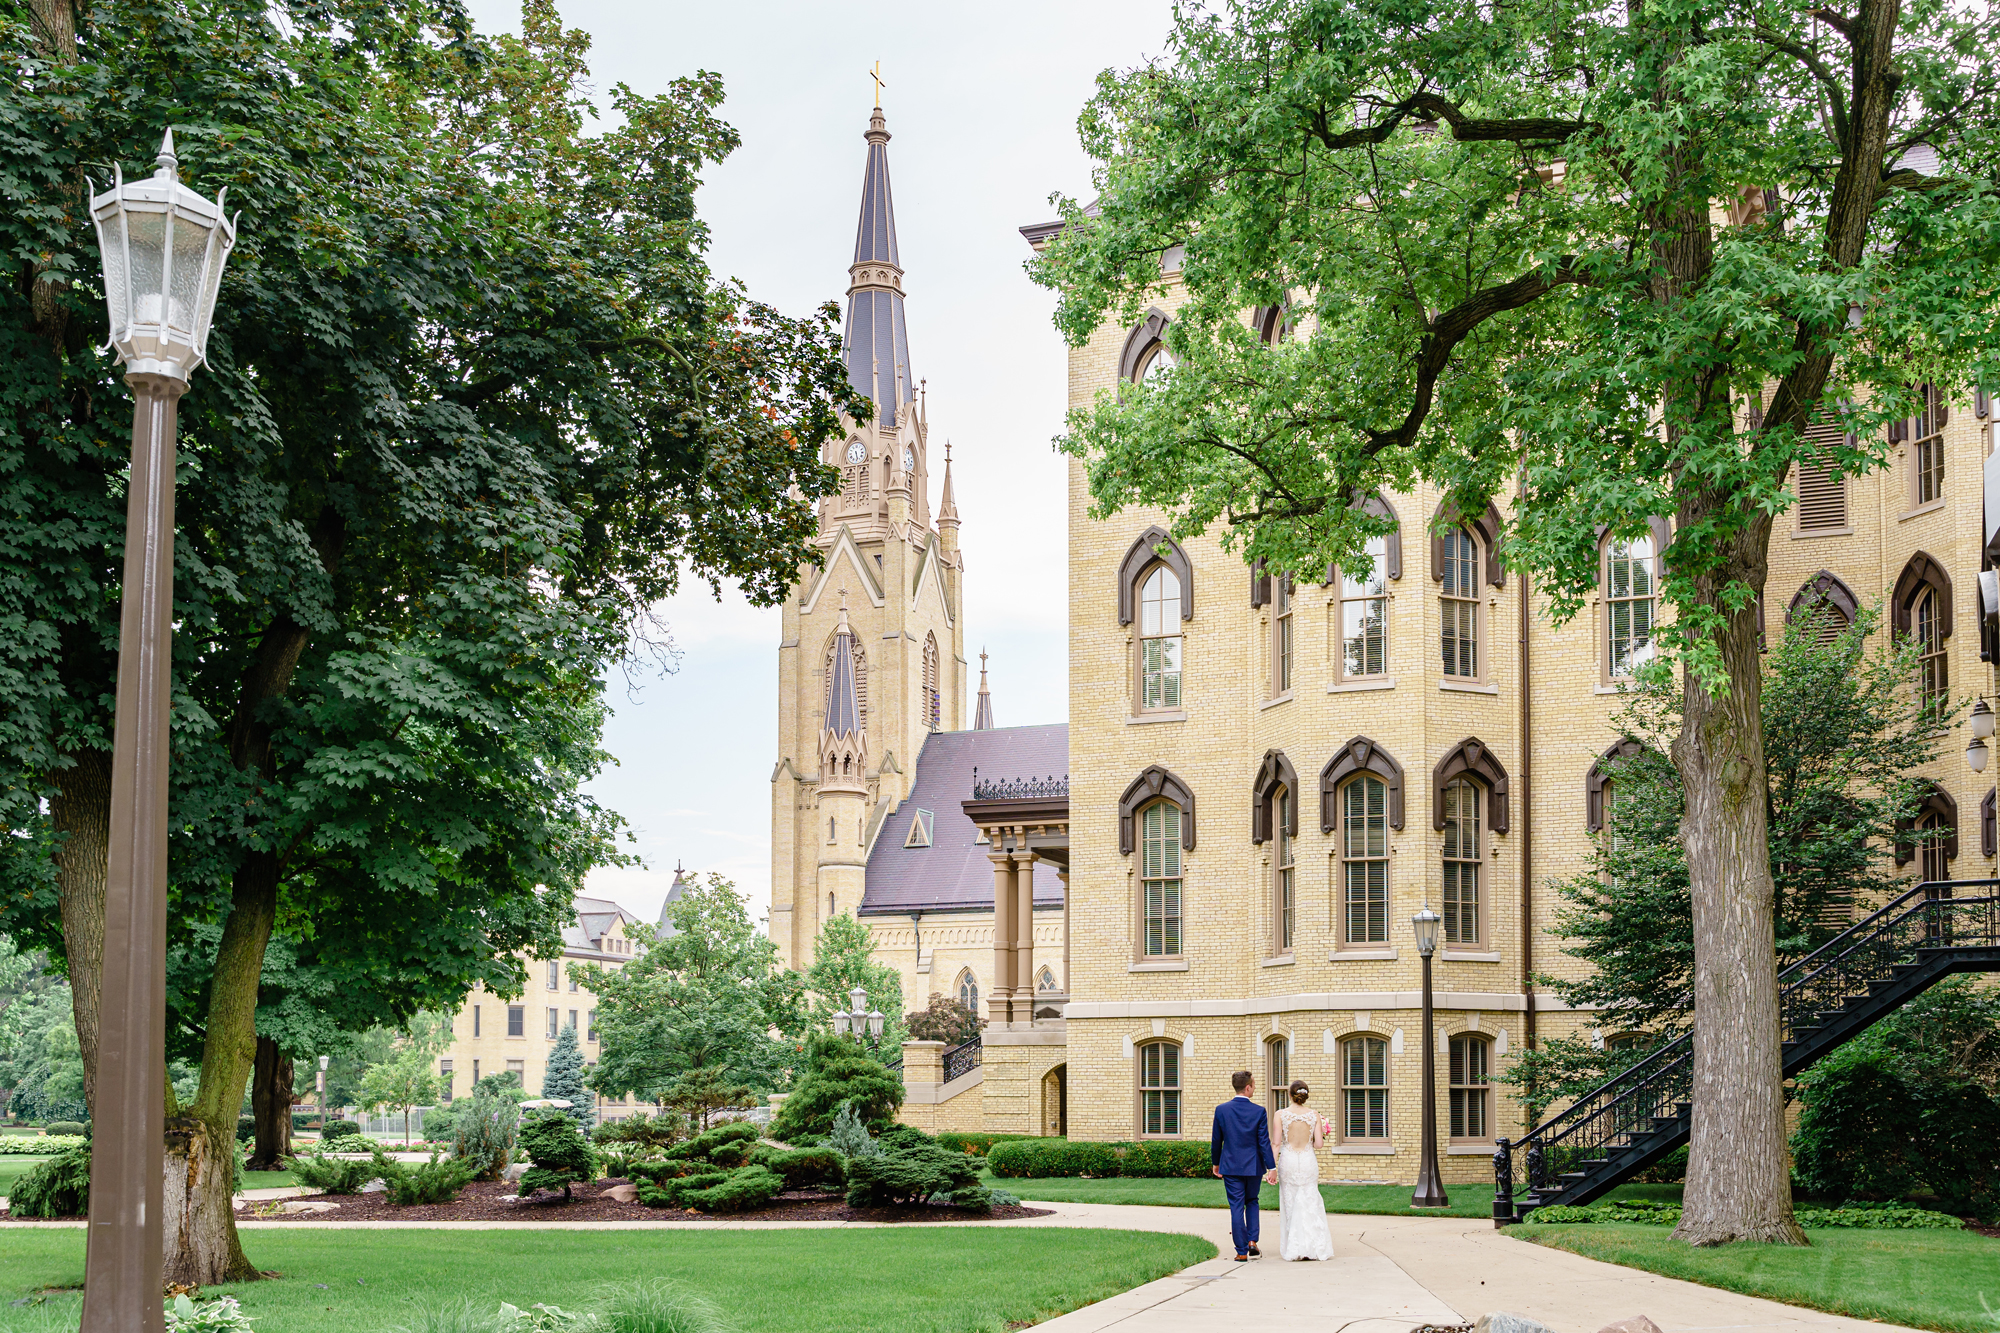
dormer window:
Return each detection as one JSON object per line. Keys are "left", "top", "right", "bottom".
{"left": 905, "top": 809, "right": 934, "bottom": 848}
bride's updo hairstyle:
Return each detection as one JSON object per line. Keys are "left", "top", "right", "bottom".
{"left": 1288, "top": 1080, "right": 1310, "bottom": 1105}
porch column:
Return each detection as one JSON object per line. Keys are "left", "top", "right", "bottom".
{"left": 1058, "top": 867, "right": 1070, "bottom": 1003}
{"left": 988, "top": 841, "right": 1016, "bottom": 1025}
{"left": 1014, "top": 850, "right": 1037, "bottom": 1023}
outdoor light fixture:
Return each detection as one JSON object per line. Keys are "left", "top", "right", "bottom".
{"left": 1970, "top": 736, "right": 1991, "bottom": 774}
{"left": 78, "top": 129, "right": 236, "bottom": 1333}
{"left": 1411, "top": 902, "right": 1449, "bottom": 1209}
{"left": 866, "top": 1009, "right": 885, "bottom": 1039}
{"left": 1975, "top": 699, "right": 1997, "bottom": 740}
{"left": 830, "top": 986, "right": 879, "bottom": 1042}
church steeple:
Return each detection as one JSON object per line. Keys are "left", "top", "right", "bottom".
{"left": 845, "top": 106, "right": 913, "bottom": 417}
{"left": 820, "top": 593, "right": 868, "bottom": 792}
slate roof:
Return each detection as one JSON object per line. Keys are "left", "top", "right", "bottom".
{"left": 859, "top": 723, "right": 1068, "bottom": 916}
{"left": 656, "top": 868, "right": 692, "bottom": 937}
{"left": 826, "top": 614, "right": 863, "bottom": 738}
{"left": 565, "top": 894, "right": 639, "bottom": 954}
{"left": 843, "top": 107, "right": 914, "bottom": 414}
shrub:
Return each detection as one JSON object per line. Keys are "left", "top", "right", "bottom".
{"left": 747, "top": 1146, "right": 844, "bottom": 1192}
{"left": 320, "top": 1118, "right": 361, "bottom": 1140}
{"left": 592, "top": 1111, "right": 686, "bottom": 1149}
{"left": 936, "top": 1131, "right": 1036, "bottom": 1157}
{"left": 826, "top": 1102, "right": 879, "bottom": 1159}
{"left": 1119, "top": 1141, "right": 1210, "bottom": 1178}
{"left": 7, "top": 1143, "right": 91, "bottom": 1217}
{"left": 986, "top": 1138, "right": 1120, "bottom": 1179}
{"left": 234, "top": 1115, "right": 257, "bottom": 1143}
{"left": 595, "top": 1146, "right": 661, "bottom": 1181}
{"left": 1523, "top": 1204, "right": 1600, "bottom": 1224}
{"left": 905, "top": 992, "right": 983, "bottom": 1044}
{"left": 453, "top": 1094, "right": 521, "bottom": 1181}
{"left": 0, "top": 1134, "right": 84, "bottom": 1154}
{"left": 1631, "top": 1145, "right": 1688, "bottom": 1184}
{"left": 843, "top": 1138, "right": 982, "bottom": 1208}
{"left": 420, "top": 1102, "right": 462, "bottom": 1144}
{"left": 42, "top": 1121, "right": 87, "bottom": 1138}
{"left": 637, "top": 1165, "right": 786, "bottom": 1213}
{"left": 517, "top": 1110, "right": 596, "bottom": 1200}
{"left": 288, "top": 1151, "right": 381, "bottom": 1194}
{"left": 768, "top": 1037, "right": 903, "bottom": 1140}
{"left": 663, "top": 1121, "right": 760, "bottom": 1169}
{"left": 373, "top": 1149, "right": 480, "bottom": 1206}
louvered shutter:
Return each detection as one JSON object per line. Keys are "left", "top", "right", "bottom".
{"left": 1796, "top": 414, "right": 1848, "bottom": 531}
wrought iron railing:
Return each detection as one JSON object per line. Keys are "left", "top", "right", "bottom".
{"left": 970, "top": 769, "right": 1069, "bottom": 801}
{"left": 943, "top": 1034, "right": 983, "bottom": 1083}
{"left": 1499, "top": 879, "right": 2000, "bottom": 1215}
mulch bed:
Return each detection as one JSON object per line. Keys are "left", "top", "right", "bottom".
{"left": 225, "top": 1177, "right": 1055, "bottom": 1224}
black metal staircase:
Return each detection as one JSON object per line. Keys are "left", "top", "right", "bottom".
{"left": 1493, "top": 878, "right": 2000, "bottom": 1224}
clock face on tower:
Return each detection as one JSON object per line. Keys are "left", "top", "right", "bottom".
{"left": 902, "top": 446, "right": 915, "bottom": 471}
{"left": 845, "top": 439, "right": 867, "bottom": 465}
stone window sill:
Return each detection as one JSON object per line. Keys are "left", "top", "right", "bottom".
{"left": 1900, "top": 499, "right": 1946, "bottom": 523}
{"left": 1126, "top": 711, "right": 1187, "bottom": 725}
{"left": 1329, "top": 1143, "right": 1396, "bottom": 1155}
{"left": 1791, "top": 525, "right": 1852, "bottom": 539}
{"left": 1260, "top": 692, "right": 1295, "bottom": 711}
{"left": 1442, "top": 950, "right": 1503, "bottom": 963}
{"left": 1329, "top": 948, "right": 1399, "bottom": 961}
{"left": 1439, "top": 680, "right": 1498, "bottom": 695}
{"left": 1594, "top": 683, "right": 1632, "bottom": 695}
{"left": 1261, "top": 955, "right": 1296, "bottom": 968}
{"left": 1447, "top": 1143, "right": 1496, "bottom": 1155}
{"left": 1129, "top": 959, "right": 1190, "bottom": 972}
{"left": 1329, "top": 677, "right": 1395, "bottom": 693}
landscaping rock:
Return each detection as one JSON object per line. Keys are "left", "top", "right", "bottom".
{"left": 281, "top": 1200, "right": 342, "bottom": 1214}
{"left": 599, "top": 1183, "right": 639, "bottom": 1203}
{"left": 359, "top": 1179, "right": 387, "bottom": 1194}
{"left": 1473, "top": 1314, "right": 1560, "bottom": 1333}
{"left": 502, "top": 1162, "right": 529, "bottom": 1183}
{"left": 1595, "top": 1319, "right": 1664, "bottom": 1333}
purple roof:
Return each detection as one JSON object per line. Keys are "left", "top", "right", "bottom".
{"left": 844, "top": 108, "right": 913, "bottom": 413}
{"left": 859, "top": 723, "right": 1068, "bottom": 915}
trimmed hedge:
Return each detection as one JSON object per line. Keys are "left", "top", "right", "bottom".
{"left": 43, "top": 1121, "right": 88, "bottom": 1138}
{"left": 0, "top": 1135, "right": 84, "bottom": 1154}
{"left": 937, "top": 1132, "right": 1039, "bottom": 1157}
{"left": 986, "top": 1138, "right": 1210, "bottom": 1179}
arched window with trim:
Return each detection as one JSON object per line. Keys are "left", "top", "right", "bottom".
{"left": 1339, "top": 777, "right": 1390, "bottom": 946}
{"left": 1439, "top": 526, "right": 1480, "bottom": 678}
{"left": 922, "top": 634, "right": 941, "bottom": 732}
{"left": 1138, "top": 1040, "right": 1182, "bottom": 1137}
{"left": 1341, "top": 1035, "right": 1388, "bottom": 1140}
{"left": 1894, "top": 383, "right": 1947, "bottom": 507}
{"left": 1140, "top": 801, "right": 1185, "bottom": 958}
{"left": 1273, "top": 785, "right": 1296, "bottom": 953}
{"left": 957, "top": 969, "right": 980, "bottom": 1016}
{"left": 1265, "top": 1035, "right": 1290, "bottom": 1117}
{"left": 1449, "top": 1035, "right": 1492, "bottom": 1140}
{"left": 1139, "top": 565, "right": 1184, "bottom": 711}
{"left": 1441, "top": 779, "right": 1483, "bottom": 945}
{"left": 1917, "top": 588, "right": 1948, "bottom": 718}
{"left": 1037, "top": 966, "right": 1058, "bottom": 994}
{"left": 1604, "top": 533, "right": 1657, "bottom": 679}
{"left": 1787, "top": 571, "right": 1860, "bottom": 646}
{"left": 1339, "top": 534, "right": 1391, "bottom": 681}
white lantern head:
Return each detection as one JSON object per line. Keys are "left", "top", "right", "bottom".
{"left": 1411, "top": 903, "right": 1442, "bottom": 958}
{"left": 849, "top": 985, "right": 869, "bottom": 1015}
{"left": 832, "top": 1010, "right": 852, "bottom": 1036}
{"left": 89, "top": 128, "right": 237, "bottom": 384}
{"left": 1974, "top": 698, "right": 1996, "bottom": 741}
{"left": 866, "top": 1009, "right": 884, "bottom": 1038}
{"left": 1969, "top": 736, "right": 1990, "bottom": 774}
{"left": 318, "top": 1054, "right": 331, "bottom": 1071}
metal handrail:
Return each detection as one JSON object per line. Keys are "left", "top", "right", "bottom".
{"left": 943, "top": 1034, "right": 983, "bottom": 1083}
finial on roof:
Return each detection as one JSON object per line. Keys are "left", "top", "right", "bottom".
{"left": 938, "top": 440, "right": 960, "bottom": 525}
{"left": 155, "top": 127, "right": 179, "bottom": 180}
{"left": 837, "top": 587, "right": 851, "bottom": 631}
{"left": 973, "top": 648, "right": 995, "bottom": 730}
{"left": 871, "top": 60, "right": 886, "bottom": 108}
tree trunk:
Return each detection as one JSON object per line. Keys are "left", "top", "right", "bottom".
{"left": 163, "top": 1113, "right": 249, "bottom": 1288}
{"left": 52, "top": 749, "right": 112, "bottom": 1117}
{"left": 247, "top": 1038, "right": 293, "bottom": 1170}
{"left": 162, "top": 853, "right": 279, "bottom": 1285}
{"left": 1669, "top": 515, "right": 1806, "bottom": 1246}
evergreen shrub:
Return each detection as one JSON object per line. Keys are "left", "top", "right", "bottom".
{"left": 235, "top": 1115, "right": 257, "bottom": 1142}
{"left": 768, "top": 1036, "right": 902, "bottom": 1139}
{"left": 591, "top": 1111, "right": 685, "bottom": 1149}
{"left": 1119, "top": 1141, "right": 1210, "bottom": 1178}
{"left": 936, "top": 1131, "right": 1037, "bottom": 1157}
{"left": 452, "top": 1093, "right": 521, "bottom": 1181}
{"left": 373, "top": 1149, "right": 480, "bottom": 1205}
{"left": 288, "top": 1151, "right": 380, "bottom": 1194}
{"left": 6, "top": 1143, "right": 91, "bottom": 1217}
{"left": 825, "top": 1101, "right": 879, "bottom": 1159}
{"left": 517, "top": 1110, "right": 596, "bottom": 1200}
{"left": 639, "top": 1164, "right": 785, "bottom": 1213}
{"left": 662, "top": 1121, "right": 760, "bottom": 1168}
{"left": 320, "top": 1118, "right": 361, "bottom": 1139}
{"left": 0, "top": 1134, "right": 83, "bottom": 1153}
{"left": 843, "top": 1137, "right": 983, "bottom": 1208}
{"left": 747, "top": 1145, "right": 844, "bottom": 1191}
{"left": 986, "top": 1138, "right": 1120, "bottom": 1178}
{"left": 42, "top": 1121, "right": 87, "bottom": 1138}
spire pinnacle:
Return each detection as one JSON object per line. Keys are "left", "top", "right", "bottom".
{"left": 973, "top": 649, "right": 994, "bottom": 731}
{"left": 155, "top": 127, "right": 179, "bottom": 180}
{"left": 938, "top": 440, "right": 960, "bottom": 526}
{"left": 844, "top": 102, "right": 912, "bottom": 413}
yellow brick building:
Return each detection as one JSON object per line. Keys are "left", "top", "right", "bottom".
{"left": 780, "top": 103, "right": 1998, "bottom": 1186}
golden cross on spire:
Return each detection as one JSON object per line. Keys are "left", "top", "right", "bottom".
{"left": 871, "top": 61, "right": 886, "bottom": 107}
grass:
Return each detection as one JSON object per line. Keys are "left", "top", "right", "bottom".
{"left": 0, "top": 1226, "right": 1214, "bottom": 1333}
{"left": 987, "top": 1171, "right": 1685, "bottom": 1220}
{"left": 1515, "top": 1222, "right": 2000, "bottom": 1333}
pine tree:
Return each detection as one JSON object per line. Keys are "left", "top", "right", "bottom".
{"left": 541, "top": 1023, "right": 593, "bottom": 1129}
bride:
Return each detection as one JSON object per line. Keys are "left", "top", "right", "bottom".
{"left": 1275, "top": 1080, "right": 1335, "bottom": 1260}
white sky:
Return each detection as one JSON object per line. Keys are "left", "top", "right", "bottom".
{"left": 463, "top": 0, "right": 1177, "bottom": 924}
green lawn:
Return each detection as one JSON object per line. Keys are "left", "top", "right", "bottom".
{"left": 1515, "top": 1222, "right": 2000, "bottom": 1333}
{"left": 0, "top": 1159, "right": 294, "bottom": 1198}
{"left": 0, "top": 1226, "right": 1214, "bottom": 1333}
{"left": 987, "top": 1171, "right": 1684, "bottom": 1220}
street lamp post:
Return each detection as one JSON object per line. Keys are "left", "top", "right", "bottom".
{"left": 830, "top": 985, "right": 884, "bottom": 1043}
{"left": 317, "top": 1054, "right": 331, "bottom": 1126}
{"left": 79, "top": 130, "right": 236, "bottom": 1333}
{"left": 1410, "top": 903, "right": 1450, "bottom": 1209}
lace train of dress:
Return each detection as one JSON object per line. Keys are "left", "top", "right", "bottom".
{"left": 1275, "top": 1111, "right": 1335, "bottom": 1260}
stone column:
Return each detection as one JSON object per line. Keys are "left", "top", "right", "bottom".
{"left": 1058, "top": 868, "right": 1071, "bottom": 1003}
{"left": 1014, "top": 850, "right": 1037, "bottom": 1024}
{"left": 988, "top": 843, "right": 1015, "bottom": 1026}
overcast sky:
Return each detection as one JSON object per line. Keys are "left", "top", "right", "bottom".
{"left": 461, "top": 0, "right": 1176, "bottom": 924}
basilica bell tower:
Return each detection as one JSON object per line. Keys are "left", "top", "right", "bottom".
{"left": 768, "top": 100, "right": 968, "bottom": 970}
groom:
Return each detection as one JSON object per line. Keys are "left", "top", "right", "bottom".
{"left": 1209, "top": 1070, "right": 1277, "bottom": 1262}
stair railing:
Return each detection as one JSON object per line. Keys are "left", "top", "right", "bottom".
{"left": 1494, "top": 878, "right": 2000, "bottom": 1221}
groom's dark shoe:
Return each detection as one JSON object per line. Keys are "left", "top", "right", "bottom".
{"left": 1234, "top": 1254, "right": 1248, "bottom": 1262}
{"left": 1247, "top": 1244, "right": 1261, "bottom": 1257}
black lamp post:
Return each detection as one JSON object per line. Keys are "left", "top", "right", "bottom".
{"left": 78, "top": 130, "right": 236, "bottom": 1333}
{"left": 1411, "top": 903, "right": 1450, "bottom": 1209}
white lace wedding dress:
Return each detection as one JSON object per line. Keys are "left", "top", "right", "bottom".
{"left": 1275, "top": 1107, "right": 1335, "bottom": 1260}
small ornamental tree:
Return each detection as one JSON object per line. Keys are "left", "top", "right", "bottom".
{"left": 541, "top": 1024, "right": 594, "bottom": 1128}
{"left": 661, "top": 1066, "right": 756, "bottom": 1132}
{"left": 803, "top": 914, "right": 907, "bottom": 1051}
{"left": 517, "top": 1109, "right": 597, "bottom": 1202}
{"left": 358, "top": 1041, "right": 440, "bottom": 1147}
{"left": 769, "top": 1035, "right": 904, "bottom": 1141}
{"left": 905, "top": 993, "right": 982, "bottom": 1045}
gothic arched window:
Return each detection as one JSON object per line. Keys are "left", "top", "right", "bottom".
{"left": 957, "top": 969, "right": 980, "bottom": 1016}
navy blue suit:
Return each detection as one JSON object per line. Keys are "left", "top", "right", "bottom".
{"left": 1210, "top": 1096, "right": 1275, "bottom": 1255}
